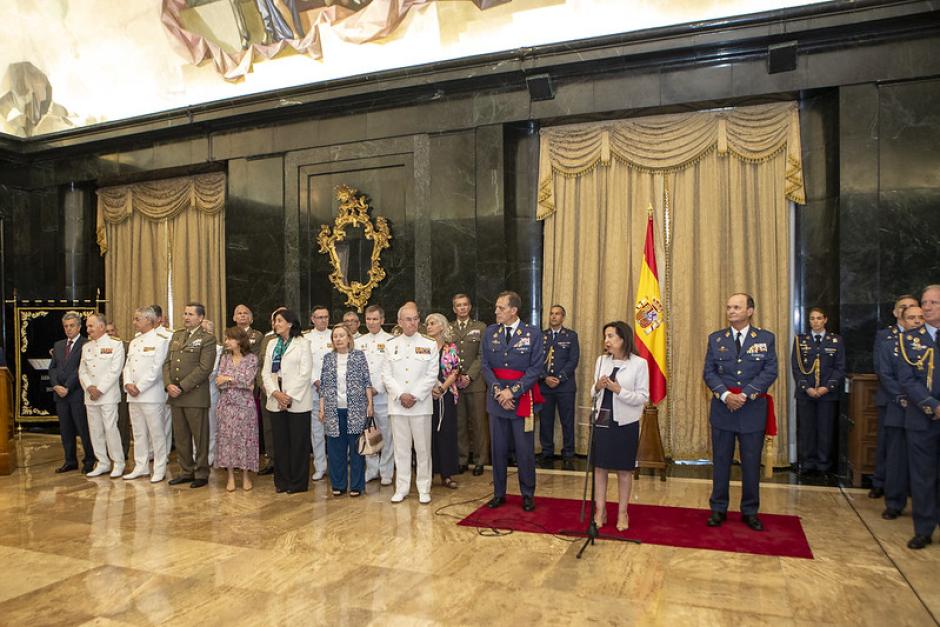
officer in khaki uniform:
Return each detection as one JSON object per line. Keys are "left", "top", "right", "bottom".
{"left": 163, "top": 302, "right": 217, "bottom": 488}
{"left": 232, "top": 304, "right": 264, "bottom": 357}
{"left": 450, "top": 294, "right": 489, "bottom": 475}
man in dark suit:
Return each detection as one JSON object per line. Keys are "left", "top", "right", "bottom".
{"left": 481, "top": 290, "right": 545, "bottom": 512}
{"left": 538, "top": 304, "right": 580, "bottom": 470}
{"left": 163, "top": 302, "right": 217, "bottom": 488}
{"left": 790, "top": 307, "right": 845, "bottom": 476}
{"left": 898, "top": 285, "right": 940, "bottom": 550}
{"left": 48, "top": 311, "right": 94, "bottom": 473}
{"left": 870, "top": 294, "right": 918, "bottom": 498}
{"left": 703, "top": 293, "right": 778, "bottom": 531}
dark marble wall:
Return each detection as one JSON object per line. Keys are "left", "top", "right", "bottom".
{"left": 839, "top": 78, "right": 940, "bottom": 373}
{"left": 795, "top": 91, "right": 840, "bottom": 334}
{"left": 226, "top": 156, "right": 285, "bottom": 332}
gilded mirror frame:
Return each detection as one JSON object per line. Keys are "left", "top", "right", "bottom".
{"left": 316, "top": 185, "right": 392, "bottom": 312}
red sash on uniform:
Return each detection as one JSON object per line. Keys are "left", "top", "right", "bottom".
{"left": 729, "top": 387, "right": 777, "bottom": 436}
{"left": 493, "top": 367, "right": 544, "bottom": 418}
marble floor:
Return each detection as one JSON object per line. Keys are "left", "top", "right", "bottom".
{"left": 1, "top": 434, "right": 938, "bottom": 626}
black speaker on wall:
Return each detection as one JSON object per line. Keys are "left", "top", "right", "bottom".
{"left": 526, "top": 73, "right": 555, "bottom": 101}
{"left": 767, "top": 42, "right": 798, "bottom": 74}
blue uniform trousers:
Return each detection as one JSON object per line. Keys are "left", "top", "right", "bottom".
{"left": 539, "top": 390, "right": 576, "bottom": 459}
{"left": 906, "top": 420, "right": 940, "bottom": 538}
{"left": 710, "top": 428, "right": 764, "bottom": 516}
{"left": 884, "top": 425, "right": 909, "bottom": 512}
{"left": 491, "top": 414, "right": 536, "bottom": 499}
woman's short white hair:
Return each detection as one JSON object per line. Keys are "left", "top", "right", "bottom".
{"left": 424, "top": 312, "right": 453, "bottom": 343}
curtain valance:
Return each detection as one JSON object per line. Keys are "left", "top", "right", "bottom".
{"left": 96, "top": 172, "right": 226, "bottom": 255}
{"left": 537, "top": 102, "right": 805, "bottom": 219}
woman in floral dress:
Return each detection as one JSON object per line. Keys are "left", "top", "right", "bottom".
{"left": 214, "top": 326, "right": 259, "bottom": 491}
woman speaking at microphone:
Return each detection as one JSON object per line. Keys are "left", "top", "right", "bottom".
{"left": 591, "top": 321, "right": 649, "bottom": 531}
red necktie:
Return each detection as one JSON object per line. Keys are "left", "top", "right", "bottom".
{"left": 64, "top": 339, "right": 73, "bottom": 359}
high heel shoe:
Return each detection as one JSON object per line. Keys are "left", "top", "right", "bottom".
{"left": 594, "top": 507, "right": 607, "bottom": 528}
{"left": 616, "top": 512, "right": 629, "bottom": 531}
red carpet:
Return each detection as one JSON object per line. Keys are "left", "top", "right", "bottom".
{"left": 458, "top": 495, "right": 813, "bottom": 559}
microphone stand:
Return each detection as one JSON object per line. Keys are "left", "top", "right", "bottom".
{"left": 560, "top": 385, "right": 640, "bottom": 558}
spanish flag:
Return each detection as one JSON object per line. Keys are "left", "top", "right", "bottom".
{"left": 633, "top": 213, "right": 667, "bottom": 405}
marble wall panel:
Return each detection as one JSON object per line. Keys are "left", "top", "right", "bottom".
{"left": 225, "top": 156, "right": 286, "bottom": 331}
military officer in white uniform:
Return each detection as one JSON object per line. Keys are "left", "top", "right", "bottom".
{"left": 360, "top": 304, "right": 395, "bottom": 485}
{"left": 306, "top": 305, "right": 333, "bottom": 481}
{"left": 382, "top": 303, "right": 440, "bottom": 503}
{"left": 79, "top": 313, "right": 127, "bottom": 478}
{"left": 122, "top": 306, "right": 171, "bottom": 482}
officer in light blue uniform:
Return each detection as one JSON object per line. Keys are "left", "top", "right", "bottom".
{"left": 871, "top": 295, "right": 919, "bottom": 498}
{"left": 877, "top": 305, "right": 924, "bottom": 519}
{"left": 481, "top": 290, "right": 545, "bottom": 512}
{"left": 790, "top": 307, "right": 845, "bottom": 476}
{"left": 538, "top": 304, "right": 580, "bottom": 470}
{"left": 897, "top": 285, "right": 940, "bottom": 550}
{"left": 703, "top": 293, "right": 778, "bottom": 532}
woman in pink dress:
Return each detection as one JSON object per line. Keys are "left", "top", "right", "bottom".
{"left": 214, "top": 326, "right": 260, "bottom": 491}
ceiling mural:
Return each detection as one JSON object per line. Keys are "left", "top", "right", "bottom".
{"left": 0, "top": 0, "right": 828, "bottom": 138}
{"left": 164, "top": 0, "right": 511, "bottom": 81}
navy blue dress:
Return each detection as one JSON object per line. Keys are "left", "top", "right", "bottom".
{"left": 593, "top": 367, "right": 640, "bottom": 471}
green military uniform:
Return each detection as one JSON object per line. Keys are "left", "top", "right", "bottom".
{"left": 243, "top": 327, "right": 264, "bottom": 357}
{"left": 163, "top": 325, "right": 217, "bottom": 481}
{"left": 451, "top": 318, "right": 489, "bottom": 467}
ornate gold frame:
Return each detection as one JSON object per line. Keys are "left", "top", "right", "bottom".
{"left": 12, "top": 303, "right": 99, "bottom": 423}
{"left": 316, "top": 185, "right": 392, "bottom": 312}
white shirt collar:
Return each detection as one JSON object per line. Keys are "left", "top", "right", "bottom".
{"left": 504, "top": 318, "right": 520, "bottom": 336}
{"left": 731, "top": 324, "right": 750, "bottom": 340}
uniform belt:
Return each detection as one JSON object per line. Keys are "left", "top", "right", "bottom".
{"left": 728, "top": 386, "right": 777, "bottom": 436}
{"left": 493, "top": 367, "right": 543, "bottom": 418}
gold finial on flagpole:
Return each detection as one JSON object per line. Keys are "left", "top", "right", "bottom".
{"left": 647, "top": 204, "right": 653, "bottom": 217}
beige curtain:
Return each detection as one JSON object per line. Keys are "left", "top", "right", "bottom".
{"left": 96, "top": 172, "right": 226, "bottom": 340}
{"left": 538, "top": 103, "right": 804, "bottom": 464}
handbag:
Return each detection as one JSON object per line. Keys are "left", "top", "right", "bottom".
{"left": 357, "top": 415, "right": 384, "bottom": 455}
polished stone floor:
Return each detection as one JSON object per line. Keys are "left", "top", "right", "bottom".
{"left": 1, "top": 434, "right": 938, "bottom": 626}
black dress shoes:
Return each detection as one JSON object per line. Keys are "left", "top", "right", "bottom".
{"left": 258, "top": 465, "right": 274, "bottom": 476}
{"left": 882, "top": 508, "right": 902, "bottom": 520}
{"left": 190, "top": 479, "right": 208, "bottom": 488}
{"left": 487, "top": 496, "right": 505, "bottom": 509}
{"left": 907, "top": 535, "right": 932, "bottom": 550}
{"left": 472, "top": 465, "right": 485, "bottom": 476}
{"left": 82, "top": 463, "right": 96, "bottom": 474}
{"left": 868, "top": 487, "right": 884, "bottom": 498}
{"left": 55, "top": 463, "right": 78, "bottom": 473}
{"left": 742, "top": 514, "right": 764, "bottom": 531}
{"left": 706, "top": 511, "right": 727, "bottom": 527}
{"left": 168, "top": 476, "right": 195, "bottom": 486}
{"left": 522, "top": 496, "right": 535, "bottom": 512}
{"left": 458, "top": 465, "right": 469, "bottom": 474}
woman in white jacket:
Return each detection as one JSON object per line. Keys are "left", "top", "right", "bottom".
{"left": 591, "top": 320, "right": 649, "bottom": 531}
{"left": 262, "top": 309, "right": 312, "bottom": 494}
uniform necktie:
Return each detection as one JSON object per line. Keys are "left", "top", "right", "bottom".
{"left": 65, "top": 339, "right": 73, "bottom": 359}
{"left": 735, "top": 332, "right": 742, "bottom": 355}
{"left": 504, "top": 325, "right": 512, "bottom": 344}
{"left": 814, "top": 334, "right": 821, "bottom": 346}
